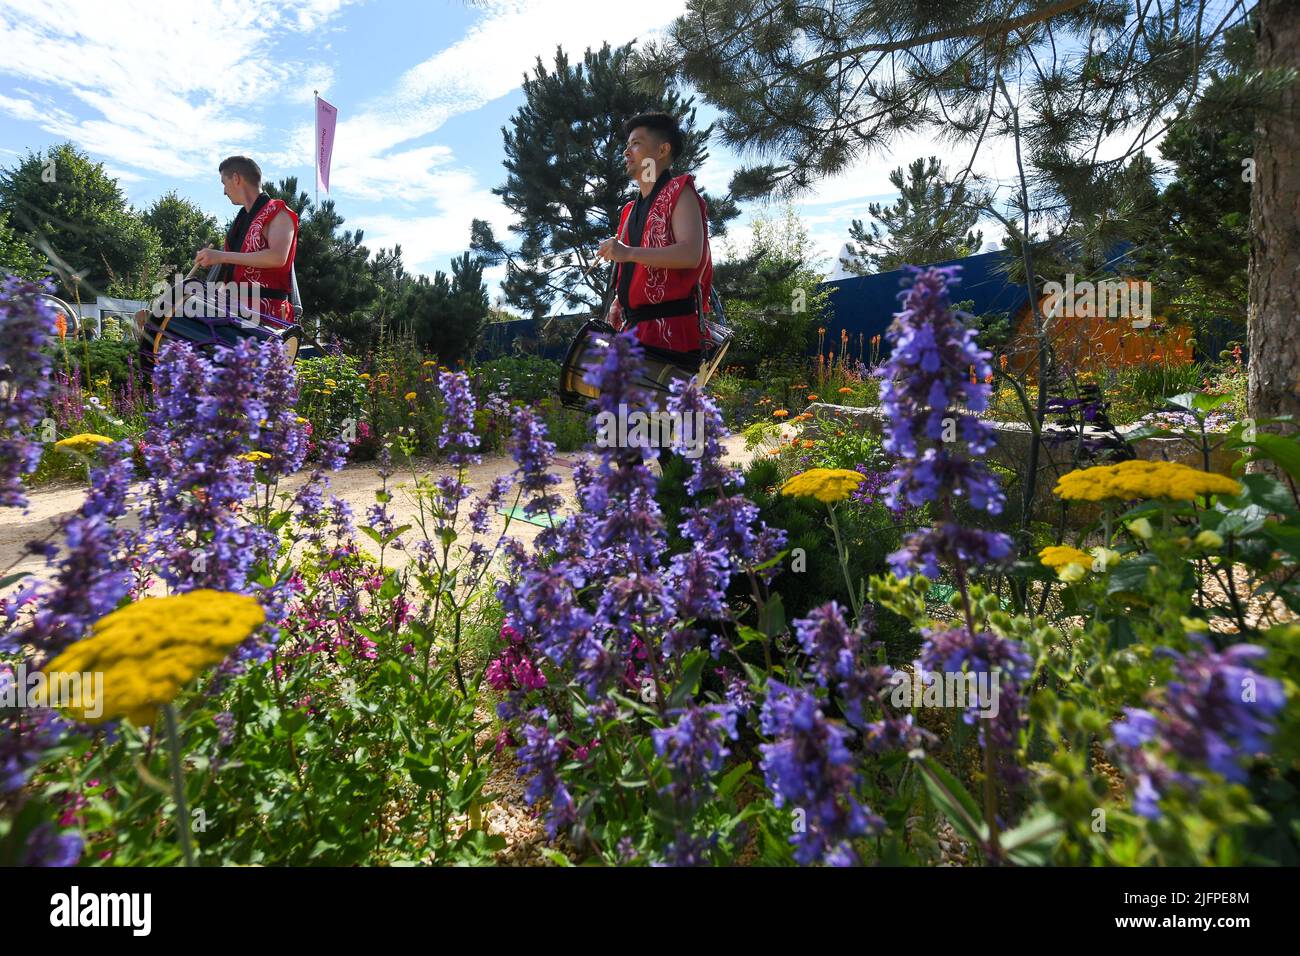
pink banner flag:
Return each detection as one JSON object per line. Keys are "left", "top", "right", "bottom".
{"left": 315, "top": 94, "right": 338, "bottom": 194}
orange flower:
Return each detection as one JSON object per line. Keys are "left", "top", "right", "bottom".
{"left": 836, "top": 430, "right": 845, "bottom": 437}
{"left": 999, "top": 354, "right": 1008, "bottom": 370}
{"left": 807, "top": 394, "right": 819, "bottom": 401}
{"left": 969, "top": 364, "right": 976, "bottom": 384}
{"left": 802, "top": 439, "right": 815, "bottom": 449}
{"left": 838, "top": 387, "right": 852, "bottom": 394}
{"left": 773, "top": 409, "right": 789, "bottom": 418}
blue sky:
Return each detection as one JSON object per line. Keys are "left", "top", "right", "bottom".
{"left": 0, "top": 0, "right": 1030, "bottom": 309}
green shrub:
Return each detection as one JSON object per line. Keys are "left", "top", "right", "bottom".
{"left": 64, "top": 337, "right": 138, "bottom": 392}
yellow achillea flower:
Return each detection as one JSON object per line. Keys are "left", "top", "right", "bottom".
{"left": 359, "top": 373, "right": 372, "bottom": 381}
{"left": 1038, "top": 545, "right": 1092, "bottom": 572}
{"left": 1054, "top": 460, "right": 1241, "bottom": 502}
{"left": 405, "top": 391, "right": 418, "bottom": 402}
{"left": 40, "top": 591, "right": 265, "bottom": 725}
{"left": 780, "top": 468, "right": 866, "bottom": 504}
{"left": 55, "top": 433, "right": 112, "bottom": 453}
{"left": 423, "top": 360, "right": 436, "bottom": 367}
{"left": 324, "top": 379, "right": 338, "bottom": 388}
{"left": 237, "top": 451, "right": 271, "bottom": 463}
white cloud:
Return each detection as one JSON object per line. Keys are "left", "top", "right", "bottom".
{"left": 0, "top": 0, "right": 360, "bottom": 179}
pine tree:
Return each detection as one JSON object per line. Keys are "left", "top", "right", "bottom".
{"left": 471, "top": 41, "right": 738, "bottom": 319}
{"left": 839, "top": 157, "right": 983, "bottom": 274}
{"left": 403, "top": 252, "right": 489, "bottom": 364}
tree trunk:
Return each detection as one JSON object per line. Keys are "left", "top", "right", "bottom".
{"left": 1248, "top": 0, "right": 1300, "bottom": 424}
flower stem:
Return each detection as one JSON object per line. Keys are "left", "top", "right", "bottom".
{"left": 163, "top": 703, "right": 197, "bottom": 867}
{"left": 826, "top": 503, "right": 862, "bottom": 625}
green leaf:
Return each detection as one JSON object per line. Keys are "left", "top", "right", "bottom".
{"left": 1165, "top": 392, "right": 1199, "bottom": 413}
{"left": 1191, "top": 391, "right": 1233, "bottom": 413}
{"left": 1237, "top": 473, "right": 1298, "bottom": 517}
{"left": 717, "top": 760, "right": 753, "bottom": 799}
{"left": 540, "top": 848, "right": 573, "bottom": 866}
{"left": 918, "top": 758, "right": 987, "bottom": 847}
{"left": 0, "top": 572, "right": 30, "bottom": 590}
{"left": 1106, "top": 555, "right": 1158, "bottom": 595}
{"left": 377, "top": 572, "right": 404, "bottom": 602}
{"left": 757, "top": 592, "right": 786, "bottom": 639}
{"left": 668, "top": 651, "right": 707, "bottom": 709}
{"left": 752, "top": 549, "right": 790, "bottom": 573}
{"left": 1263, "top": 523, "right": 1300, "bottom": 560}
{"left": 1250, "top": 433, "right": 1300, "bottom": 482}
{"left": 999, "top": 809, "right": 1063, "bottom": 866}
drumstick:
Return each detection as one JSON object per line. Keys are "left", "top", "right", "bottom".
{"left": 540, "top": 257, "right": 611, "bottom": 337}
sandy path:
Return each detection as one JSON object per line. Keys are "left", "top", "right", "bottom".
{"left": 1, "top": 434, "right": 762, "bottom": 589}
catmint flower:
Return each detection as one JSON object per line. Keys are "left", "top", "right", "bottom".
{"left": 759, "top": 680, "right": 884, "bottom": 865}
{"left": 1108, "top": 641, "right": 1285, "bottom": 817}
{"left": 516, "top": 707, "right": 577, "bottom": 838}
{"left": 0, "top": 274, "right": 57, "bottom": 510}
{"left": 920, "top": 625, "right": 1032, "bottom": 784}
{"left": 876, "top": 266, "right": 1013, "bottom": 579}
{"left": 652, "top": 703, "right": 739, "bottom": 804}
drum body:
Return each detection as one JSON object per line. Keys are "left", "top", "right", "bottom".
{"left": 698, "top": 319, "right": 734, "bottom": 389}
{"left": 558, "top": 319, "right": 738, "bottom": 412}
{"left": 134, "top": 305, "right": 301, "bottom": 371}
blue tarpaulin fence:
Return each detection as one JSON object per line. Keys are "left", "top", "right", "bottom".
{"left": 817, "top": 250, "right": 1030, "bottom": 362}
{"left": 476, "top": 252, "right": 1032, "bottom": 364}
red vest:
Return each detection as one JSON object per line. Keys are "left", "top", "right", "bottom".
{"left": 607, "top": 173, "right": 712, "bottom": 353}
{"left": 225, "top": 198, "right": 299, "bottom": 329}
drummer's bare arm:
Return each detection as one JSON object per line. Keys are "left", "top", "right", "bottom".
{"left": 596, "top": 195, "right": 704, "bottom": 270}
{"left": 195, "top": 212, "right": 294, "bottom": 270}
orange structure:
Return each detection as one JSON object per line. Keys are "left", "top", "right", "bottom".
{"left": 1004, "top": 279, "right": 1193, "bottom": 378}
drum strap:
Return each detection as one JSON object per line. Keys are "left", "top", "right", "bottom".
{"left": 290, "top": 263, "right": 303, "bottom": 321}
{"left": 622, "top": 287, "right": 699, "bottom": 325}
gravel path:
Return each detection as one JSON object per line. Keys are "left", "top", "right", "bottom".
{"left": 1, "top": 433, "right": 761, "bottom": 584}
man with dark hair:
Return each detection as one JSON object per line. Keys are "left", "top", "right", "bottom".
{"left": 597, "top": 111, "right": 713, "bottom": 357}
{"left": 193, "top": 155, "right": 300, "bottom": 331}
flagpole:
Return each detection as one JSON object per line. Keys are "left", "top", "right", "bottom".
{"left": 313, "top": 89, "right": 319, "bottom": 212}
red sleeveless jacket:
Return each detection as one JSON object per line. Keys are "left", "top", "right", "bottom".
{"left": 607, "top": 173, "right": 712, "bottom": 353}
{"left": 225, "top": 197, "right": 299, "bottom": 329}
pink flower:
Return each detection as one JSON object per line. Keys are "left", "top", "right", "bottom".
{"left": 485, "top": 655, "right": 512, "bottom": 691}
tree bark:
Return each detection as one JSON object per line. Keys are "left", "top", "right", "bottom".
{"left": 1248, "top": 0, "right": 1300, "bottom": 425}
